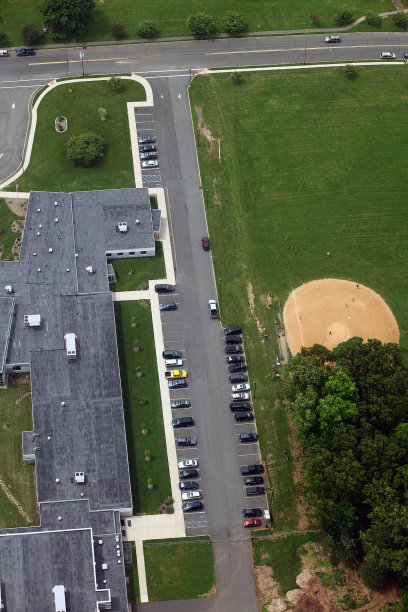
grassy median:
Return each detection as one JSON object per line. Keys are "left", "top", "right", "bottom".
{"left": 110, "top": 243, "right": 166, "bottom": 292}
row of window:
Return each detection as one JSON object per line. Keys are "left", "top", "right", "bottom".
{"left": 106, "top": 251, "right": 147, "bottom": 257}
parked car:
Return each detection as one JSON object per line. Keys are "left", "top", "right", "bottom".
{"left": 179, "top": 468, "right": 198, "bottom": 479}
{"left": 208, "top": 299, "right": 218, "bottom": 319}
{"left": 165, "top": 370, "right": 187, "bottom": 379}
{"left": 229, "top": 373, "right": 248, "bottom": 383}
{"left": 181, "top": 491, "right": 202, "bottom": 501}
{"left": 225, "top": 326, "right": 242, "bottom": 336}
{"left": 230, "top": 402, "right": 252, "bottom": 412}
{"left": 244, "top": 476, "right": 264, "bottom": 486}
{"left": 178, "top": 459, "right": 198, "bottom": 469}
{"left": 163, "top": 350, "right": 182, "bottom": 359}
{"left": 140, "top": 151, "right": 157, "bottom": 160}
{"left": 241, "top": 464, "right": 264, "bottom": 476}
{"left": 166, "top": 359, "right": 183, "bottom": 367}
{"left": 182, "top": 501, "right": 203, "bottom": 512}
{"left": 139, "top": 144, "right": 157, "bottom": 153}
{"left": 155, "top": 283, "right": 174, "bottom": 293}
{"left": 179, "top": 481, "right": 199, "bottom": 490}
{"left": 138, "top": 136, "right": 156, "bottom": 144}
{"left": 229, "top": 363, "right": 247, "bottom": 373}
{"left": 225, "top": 335, "right": 242, "bottom": 345}
{"left": 380, "top": 51, "right": 396, "bottom": 59}
{"left": 243, "top": 518, "right": 262, "bottom": 528}
{"left": 325, "top": 35, "right": 341, "bottom": 43}
{"left": 171, "top": 399, "right": 191, "bottom": 409}
{"left": 141, "top": 160, "right": 159, "bottom": 168}
{"left": 225, "top": 345, "right": 243, "bottom": 355}
{"left": 232, "top": 383, "right": 250, "bottom": 392}
{"left": 177, "top": 437, "right": 197, "bottom": 447}
{"left": 227, "top": 355, "right": 245, "bottom": 364}
{"left": 240, "top": 432, "right": 259, "bottom": 443}
{"left": 246, "top": 486, "right": 265, "bottom": 496}
{"left": 16, "top": 48, "right": 35, "bottom": 56}
{"left": 243, "top": 508, "right": 263, "bottom": 518}
{"left": 0, "top": 50, "right": 9, "bottom": 57}
{"left": 169, "top": 379, "right": 187, "bottom": 389}
{"left": 160, "top": 302, "right": 177, "bottom": 311}
{"left": 172, "top": 417, "right": 194, "bottom": 428}
{"left": 202, "top": 236, "right": 210, "bottom": 251}
{"left": 235, "top": 412, "right": 254, "bottom": 423}
{"left": 232, "top": 392, "right": 250, "bottom": 401}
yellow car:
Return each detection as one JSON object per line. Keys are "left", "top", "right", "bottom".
{"left": 165, "top": 369, "right": 187, "bottom": 380}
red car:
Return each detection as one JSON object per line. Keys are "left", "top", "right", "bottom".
{"left": 202, "top": 236, "right": 210, "bottom": 251}
{"left": 243, "top": 518, "right": 262, "bottom": 528}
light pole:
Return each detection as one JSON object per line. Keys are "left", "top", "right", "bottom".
{"left": 253, "top": 381, "right": 257, "bottom": 399}
{"left": 79, "top": 52, "right": 85, "bottom": 77}
{"left": 218, "top": 278, "right": 222, "bottom": 297}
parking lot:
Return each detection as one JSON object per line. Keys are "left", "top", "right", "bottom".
{"left": 134, "top": 108, "right": 162, "bottom": 186}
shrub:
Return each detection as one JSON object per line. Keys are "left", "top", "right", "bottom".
{"left": 360, "top": 557, "right": 386, "bottom": 590}
{"left": 231, "top": 72, "right": 243, "bottom": 84}
{"left": 392, "top": 11, "right": 408, "bottom": 28}
{"left": 365, "top": 13, "right": 381, "bottom": 28}
{"left": 111, "top": 23, "right": 126, "bottom": 39}
{"left": 21, "top": 23, "right": 43, "bottom": 45}
{"left": 108, "top": 75, "right": 122, "bottom": 92}
{"left": 335, "top": 10, "right": 354, "bottom": 26}
{"left": 222, "top": 10, "right": 247, "bottom": 33}
{"left": 310, "top": 14, "right": 322, "bottom": 26}
{"left": 66, "top": 132, "right": 105, "bottom": 166}
{"left": 187, "top": 12, "right": 216, "bottom": 36}
{"left": 137, "top": 20, "right": 158, "bottom": 39}
{"left": 343, "top": 64, "right": 357, "bottom": 79}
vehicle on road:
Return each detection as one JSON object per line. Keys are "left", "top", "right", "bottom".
{"left": 229, "top": 373, "right": 248, "bottom": 383}
{"left": 235, "top": 412, "right": 254, "bottom": 423}
{"left": 405, "top": 52, "right": 408, "bottom": 59}
{"left": 165, "top": 369, "right": 187, "bottom": 379}
{"left": 181, "top": 491, "right": 202, "bottom": 501}
{"left": 229, "top": 363, "right": 247, "bottom": 373}
{"left": 171, "top": 399, "right": 191, "bottom": 409}
{"left": 243, "top": 508, "right": 263, "bottom": 518}
{"left": 380, "top": 51, "right": 396, "bottom": 59}
{"left": 232, "top": 392, "right": 250, "bottom": 401}
{"left": 208, "top": 299, "right": 218, "bottom": 319}
{"left": 166, "top": 359, "right": 183, "bottom": 367}
{"left": 182, "top": 501, "right": 203, "bottom": 512}
{"left": 179, "top": 481, "right": 199, "bottom": 490}
{"left": 240, "top": 432, "right": 259, "bottom": 443}
{"left": 168, "top": 379, "right": 187, "bottom": 389}
{"left": 160, "top": 302, "right": 177, "bottom": 311}
{"left": 138, "top": 136, "right": 156, "bottom": 144}
{"left": 0, "top": 50, "right": 9, "bottom": 57}
{"left": 163, "top": 350, "right": 182, "bottom": 359}
{"left": 179, "top": 468, "right": 198, "bottom": 479}
{"left": 202, "top": 236, "right": 210, "bottom": 251}
{"left": 177, "top": 437, "right": 197, "bottom": 447}
{"left": 16, "top": 48, "right": 35, "bottom": 56}
{"left": 155, "top": 283, "right": 174, "bottom": 293}
{"left": 227, "top": 355, "right": 245, "bottom": 364}
{"left": 225, "top": 335, "right": 242, "bottom": 345}
{"left": 139, "top": 144, "right": 157, "bottom": 153}
{"left": 232, "top": 383, "right": 250, "bottom": 392}
{"left": 141, "top": 160, "right": 159, "bottom": 168}
{"left": 325, "top": 35, "right": 341, "bottom": 43}
{"left": 241, "top": 464, "right": 264, "bottom": 475}
{"left": 140, "top": 151, "right": 158, "bottom": 160}
{"left": 230, "top": 402, "right": 252, "bottom": 412}
{"left": 225, "top": 345, "right": 243, "bottom": 355}
{"left": 246, "top": 486, "right": 265, "bottom": 496}
{"left": 178, "top": 459, "right": 198, "bottom": 469}
{"left": 172, "top": 416, "right": 194, "bottom": 428}
{"left": 225, "top": 326, "right": 242, "bottom": 336}
{"left": 244, "top": 476, "right": 264, "bottom": 486}
{"left": 243, "top": 518, "right": 262, "bottom": 528}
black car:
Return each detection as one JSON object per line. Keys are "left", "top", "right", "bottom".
{"left": 160, "top": 302, "right": 177, "bottom": 311}
{"left": 177, "top": 437, "right": 197, "bottom": 447}
{"left": 240, "top": 432, "right": 258, "bottom": 443}
{"left": 172, "top": 417, "right": 194, "bottom": 428}
{"left": 230, "top": 402, "right": 252, "bottom": 412}
{"left": 227, "top": 355, "right": 245, "bottom": 364}
{"left": 16, "top": 48, "right": 35, "bottom": 56}
{"left": 139, "top": 144, "right": 157, "bottom": 153}
{"left": 246, "top": 486, "right": 265, "bottom": 496}
{"left": 182, "top": 501, "right": 203, "bottom": 512}
{"left": 225, "top": 345, "right": 243, "bottom": 355}
{"left": 229, "top": 373, "right": 248, "bottom": 383}
{"left": 229, "top": 363, "right": 247, "bottom": 373}
{"left": 171, "top": 399, "right": 191, "bottom": 409}
{"left": 140, "top": 151, "right": 158, "bottom": 160}
{"left": 244, "top": 476, "right": 264, "bottom": 486}
{"left": 225, "top": 326, "right": 242, "bottom": 336}
{"left": 179, "top": 468, "right": 198, "bottom": 479}
{"left": 163, "top": 350, "right": 182, "bottom": 359}
{"left": 235, "top": 412, "right": 254, "bottom": 423}
{"left": 138, "top": 136, "right": 156, "bottom": 144}
{"left": 155, "top": 283, "right": 174, "bottom": 293}
{"left": 243, "top": 507, "right": 263, "bottom": 518}
{"left": 241, "top": 464, "right": 264, "bottom": 476}
{"left": 179, "top": 481, "right": 199, "bottom": 490}
{"left": 168, "top": 379, "right": 187, "bottom": 390}
{"left": 225, "top": 336, "right": 242, "bottom": 345}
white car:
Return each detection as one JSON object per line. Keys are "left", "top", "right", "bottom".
{"left": 178, "top": 459, "right": 199, "bottom": 469}
{"left": 232, "top": 392, "right": 250, "bottom": 401}
{"left": 208, "top": 299, "right": 218, "bottom": 319}
{"left": 141, "top": 160, "right": 159, "bottom": 168}
{"left": 165, "top": 359, "right": 183, "bottom": 367}
{"left": 231, "top": 383, "right": 250, "bottom": 392}
{"left": 181, "top": 491, "right": 202, "bottom": 501}
{"left": 380, "top": 51, "right": 396, "bottom": 59}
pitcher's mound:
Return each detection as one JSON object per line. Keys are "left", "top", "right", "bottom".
{"left": 283, "top": 279, "right": 399, "bottom": 354}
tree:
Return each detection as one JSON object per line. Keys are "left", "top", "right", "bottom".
{"left": 40, "top": 0, "right": 95, "bottom": 37}
{"left": 392, "top": 11, "right": 408, "bottom": 28}
{"left": 222, "top": 11, "right": 247, "bottom": 34}
{"left": 365, "top": 14, "right": 381, "bottom": 28}
{"left": 98, "top": 107, "right": 107, "bottom": 121}
{"left": 21, "top": 24, "right": 43, "bottom": 45}
{"left": 108, "top": 76, "right": 122, "bottom": 92}
{"left": 343, "top": 64, "right": 357, "bottom": 79}
{"left": 111, "top": 23, "right": 126, "bottom": 39}
{"left": 360, "top": 556, "right": 387, "bottom": 590}
{"left": 66, "top": 132, "right": 104, "bottom": 166}
{"left": 335, "top": 10, "right": 354, "bottom": 26}
{"left": 187, "top": 12, "right": 216, "bottom": 36}
{"left": 231, "top": 72, "right": 243, "bottom": 84}
{"left": 137, "top": 20, "right": 158, "bottom": 39}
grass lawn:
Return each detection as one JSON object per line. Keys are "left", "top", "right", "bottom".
{"left": 252, "top": 533, "right": 321, "bottom": 595}
{"left": 189, "top": 66, "right": 408, "bottom": 530}
{"left": 0, "top": 198, "right": 25, "bottom": 261}
{"left": 110, "top": 243, "right": 166, "bottom": 292}
{"left": 114, "top": 300, "right": 171, "bottom": 514}
{"left": 125, "top": 542, "right": 140, "bottom": 603}
{"left": 0, "top": 0, "right": 394, "bottom": 45}
{"left": 143, "top": 536, "right": 215, "bottom": 601}
{"left": 0, "top": 378, "right": 39, "bottom": 528}
{"left": 12, "top": 80, "right": 145, "bottom": 193}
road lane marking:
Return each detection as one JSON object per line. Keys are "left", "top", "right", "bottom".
{"left": 29, "top": 57, "right": 129, "bottom": 66}
{"left": 207, "top": 44, "right": 408, "bottom": 56}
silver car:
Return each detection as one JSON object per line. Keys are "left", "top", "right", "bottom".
{"left": 141, "top": 160, "right": 159, "bottom": 168}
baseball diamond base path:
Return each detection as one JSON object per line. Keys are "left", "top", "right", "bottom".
{"left": 283, "top": 279, "right": 399, "bottom": 354}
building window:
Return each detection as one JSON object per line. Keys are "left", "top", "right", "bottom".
{"left": 140, "top": 251, "right": 146, "bottom": 255}
{"left": 117, "top": 252, "right": 124, "bottom": 256}
{"left": 129, "top": 252, "right": 135, "bottom": 255}
{"left": 127, "top": 519, "right": 132, "bottom": 527}
{"left": 106, "top": 253, "right": 112, "bottom": 257}
{"left": 13, "top": 366, "right": 21, "bottom": 371}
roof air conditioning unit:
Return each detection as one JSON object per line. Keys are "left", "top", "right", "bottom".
{"left": 74, "top": 471, "right": 85, "bottom": 484}
{"left": 118, "top": 221, "right": 128, "bottom": 232}
{"left": 85, "top": 266, "right": 94, "bottom": 275}
{"left": 4, "top": 285, "right": 13, "bottom": 294}
{"left": 64, "top": 333, "right": 77, "bottom": 360}
{"left": 52, "top": 584, "right": 67, "bottom": 612}
{"left": 24, "top": 314, "right": 41, "bottom": 327}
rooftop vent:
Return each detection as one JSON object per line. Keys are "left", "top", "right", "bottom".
{"left": 55, "top": 218, "right": 59, "bottom": 223}
{"left": 74, "top": 471, "right": 85, "bottom": 484}
{"left": 37, "top": 232, "right": 41, "bottom": 236}
{"left": 86, "top": 266, "right": 94, "bottom": 275}
{"left": 55, "top": 478, "right": 60, "bottom": 483}
{"left": 64, "top": 333, "right": 77, "bottom": 360}
{"left": 54, "top": 201, "right": 58, "bottom": 206}
{"left": 4, "top": 285, "right": 13, "bottom": 294}
{"left": 33, "top": 252, "right": 37, "bottom": 256}
{"left": 24, "top": 314, "right": 41, "bottom": 328}
{"left": 37, "top": 208, "right": 41, "bottom": 212}
{"left": 52, "top": 584, "right": 67, "bottom": 612}
{"left": 39, "top": 224, "right": 43, "bottom": 229}
{"left": 118, "top": 221, "right": 128, "bottom": 233}
{"left": 135, "top": 219, "right": 140, "bottom": 224}
{"left": 48, "top": 248, "right": 53, "bottom": 253}
{"left": 66, "top": 268, "right": 70, "bottom": 272}
{"left": 101, "top": 563, "right": 108, "bottom": 570}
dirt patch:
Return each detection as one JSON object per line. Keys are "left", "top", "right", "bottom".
{"left": 5, "top": 198, "right": 27, "bottom": 217}
{"left": 11, "top": 219, "right": 24, "bottom": 233}
{"left": 195, "top": 106, "right": 214, "bottom": 143}
{"left": 200, "top": 583, "right": 217, "bottom": 598}
{"left": 255, "top": 565, "right": 287, "bottom": 612}
{"left": 12, "top": 236, "right": 22, "bottom": 260}
{"left": 247, "top": 282, "right": 265, "bottom": 336}
{"left": 283, "top": 279, "right": 399, "bottom": 355}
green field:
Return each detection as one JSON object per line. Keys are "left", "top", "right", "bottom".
{"left": 110, "top": 243, "right": 166, "bottom": 292}
{"left": 114, "top": 300, "right": 171, "bottom": 514}
{"left": 0, "top": 198, "right": 25, "bottom": 261}
{"left": 12, "top": 79, "right": 145, "bottom": 193}
{"left": 0, "top": 0, "right": 394, "bottom": 45}
{"left": 189, "top": 66, "right": 408, "bottom": 529}
{"left": 143, "top": 537, "right": 215, "bottom": 600}
{"left": 0, "top": 379, "right": 39, "bottom": 528}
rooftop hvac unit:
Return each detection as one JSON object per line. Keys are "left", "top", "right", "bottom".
{"left": 52, "top": 584, "right": 66, "bottom": 612}
{"left": 74, "top": 471, "right": 85, "bottom": 484}
{"left": 4, "top": 285, "right": 13, "bottom": 294}
{"left": 86, "top": 266, "right": 94, "bottom": 275}
{"left": 24, "top": 314, "right": 41, "bottom": 328}
{"left": 64, "top": 333, "right": 77, "bottom": 360}
{"left": 118, "top": 221, "right": 128, "bottom": 233}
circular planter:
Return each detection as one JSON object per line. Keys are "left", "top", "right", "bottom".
{"left": 55, "top": 116, "right": 67, "bottom": 133}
